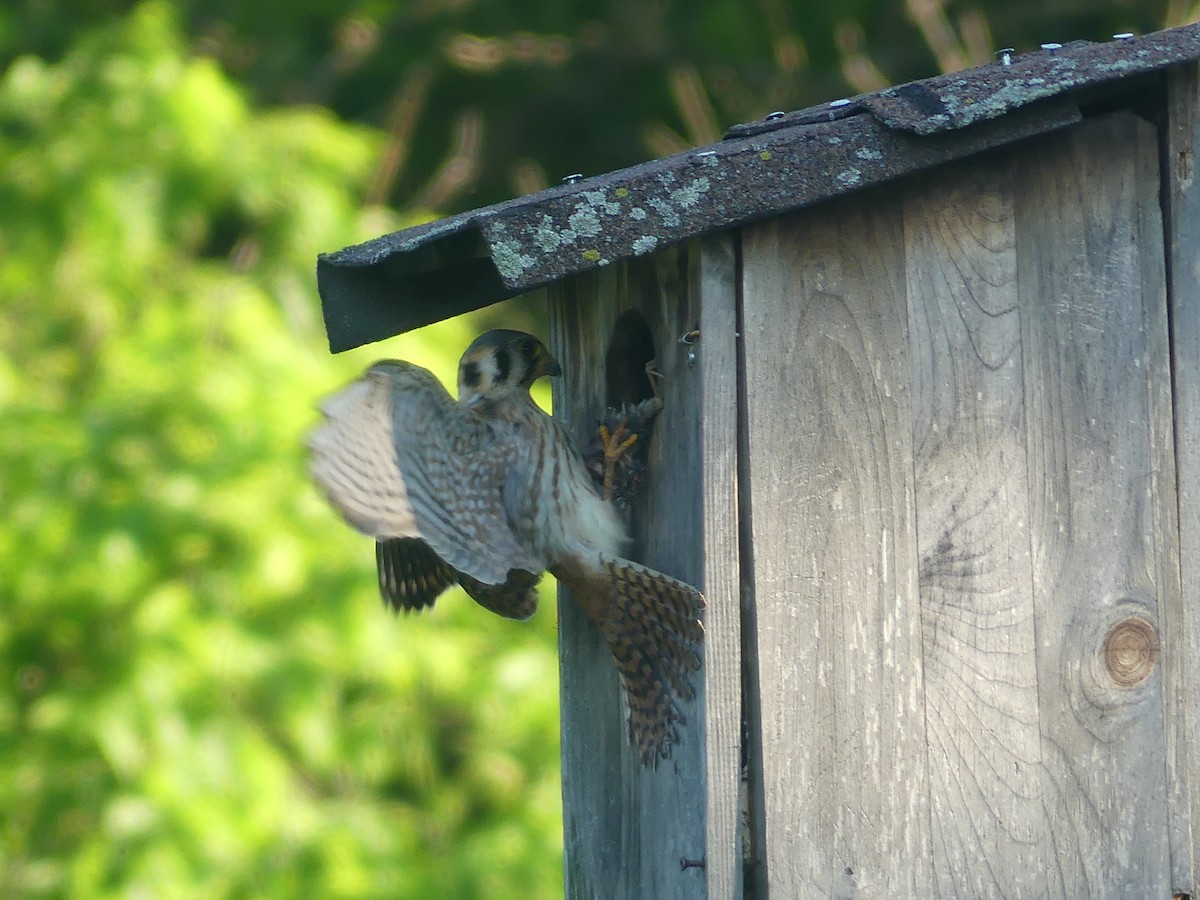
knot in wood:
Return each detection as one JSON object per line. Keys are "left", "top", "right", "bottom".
{"left": 1102, "top": 617, "right": 1158, "bottom": 687}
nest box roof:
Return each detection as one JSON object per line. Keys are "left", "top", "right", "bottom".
{"left": 318, "top": 23, "right": 1200, "bottom": 352}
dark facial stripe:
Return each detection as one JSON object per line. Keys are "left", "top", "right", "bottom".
{"left": 461, "top": 360, "right": 482, "bottom": 389}
{"left": 494, "top": 348, "right": 511, "bottom": 383}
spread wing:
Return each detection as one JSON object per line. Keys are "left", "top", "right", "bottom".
{"left": 377, "top": 537, "right": 541, "bottom": 620}
{"left": 308, "top": 361, "right": 545, "bottom": 585}
{"left": 459, "top": 570, "right": 541, "bottom": 621}
{"left": 375, "top": 538, "right": 457, "bottom": 612}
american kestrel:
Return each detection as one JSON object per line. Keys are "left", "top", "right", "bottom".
{"left": 308, "top": 329, "right": 705, "bottom": 765}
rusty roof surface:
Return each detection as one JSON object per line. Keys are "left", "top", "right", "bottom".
{"left": 319, "top": 23, "right": 1200, "bottom": 352}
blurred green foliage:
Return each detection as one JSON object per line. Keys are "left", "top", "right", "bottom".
{"left": 0, "top": 5, "right": 561, "bottom": 897}
{"left": 2, "top": 0, "right": 1196, "bottom": 896}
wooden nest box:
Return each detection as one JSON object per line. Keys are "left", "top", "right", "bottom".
{"left": 318, "top": 24, "right": 1200, "bottom": 900}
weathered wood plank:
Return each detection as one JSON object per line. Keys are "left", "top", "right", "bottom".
{"left": 903, "top": 156, "right": 1052, "bottom": 897}
{"left": 1014, "top": 112, "right": 1175, "bottom": 897}
{"left": 551, "top": 264, "right": 637, "bottom": 900}
{"left": 549, "top": 240, "right": 741, "bottom": 899}
{"left": 1164, "top": 63, "right": 1200, "bottom": 896}
{"left": 690, "top": 234, "right": 745, "bottom": 900}
{"left": 742, "top": 191, "right": 933, "bottom": 896}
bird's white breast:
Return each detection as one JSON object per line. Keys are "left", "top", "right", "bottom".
{"left": 523, "top": 412, "right": 626, "bottom": 564}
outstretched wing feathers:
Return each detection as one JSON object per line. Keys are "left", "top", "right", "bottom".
{"left": 309, "top": 361, "right": 544, "bottom": 585}
{"left": 375, "top": 538, "right": 457, "bottom": 612}
{"left": 309, "top": 377, "right": 415, "bottom": 535}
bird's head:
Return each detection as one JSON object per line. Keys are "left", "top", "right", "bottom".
{"left": 457, "top": 330, "right": 561, "bottom": 410}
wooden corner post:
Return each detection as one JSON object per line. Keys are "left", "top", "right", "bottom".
{"left": 549, "top": 234, "right": 744, "bottom": 900}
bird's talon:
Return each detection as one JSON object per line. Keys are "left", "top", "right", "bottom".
{"left": 602, "top": 423, "right": 631, "bottom": 458}
{"left": 644, "top": 361, "right": 663, "bottom": 401}
{"left": 600, "top": 422, "right": 637, "bottom": 500}
{"left": 610, "top": 432, "right": 638, "bottom": 460}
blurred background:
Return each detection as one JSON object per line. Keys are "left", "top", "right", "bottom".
{"left": 0, "top": 1, "right": 1192, "bottom": 896}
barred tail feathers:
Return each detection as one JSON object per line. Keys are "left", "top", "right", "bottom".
{"left": 594, "top": 556, "right": 705, "bottom": 766}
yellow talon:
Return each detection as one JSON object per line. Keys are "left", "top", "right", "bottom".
{"left": 614, "top": 433, "right": 638, "bottom": 455}
{"left": 600, "top": 424, "right": 639, "bottom": 501}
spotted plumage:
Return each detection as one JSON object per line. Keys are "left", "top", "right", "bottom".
{"left": 308, "top": 329, "right": 705, "bottom": 765}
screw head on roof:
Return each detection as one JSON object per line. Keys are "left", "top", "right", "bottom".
{"left": 829, "top": 98, "right": 851, "bottom": 108}
{"left": 765, "top": 111, "right": 785, "bottom": 121}
{"left": 995, "top": 48, "right": 1015, "bottom": 65}
{"left": 1040, "top": 42, "right": 1062, "bottom": 52}
{"left": 1113, "top": 32, "right": 1135, "bottom": 40}
{"left": 562, "top": 173, "right": 583, "bottom": 184}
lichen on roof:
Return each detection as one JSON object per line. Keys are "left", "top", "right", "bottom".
{"left": 318, "top": 22, "right": 1200, "bottom": 352}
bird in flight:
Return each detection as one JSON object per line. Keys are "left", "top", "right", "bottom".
{"left": 308, "top": 329, "right": 704, "bottom": 765}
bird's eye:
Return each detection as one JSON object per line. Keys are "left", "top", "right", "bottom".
{"left": 493, "top": 348, "right": 512, "bottom": 382}
{"left": 461, "top": 360, "right": 482, "bottom": 389}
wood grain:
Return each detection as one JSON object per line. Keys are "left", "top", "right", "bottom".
{"left": 549, "top": 101, "right": 1190, "bottom": 899}
{"left": 692, "top": 234, "right": 745, "bottom": 900}
{"left": 1014, "top": 112, "right": 1175, "bottom": 897}
{"left": 742, "top": 191, "right": 933, "bottom": 896}
{"left": 1165, "top": 64, "right": 1200, "bottom": 896}
{"left": 549, "top": 238, "right": 742, "bottom": 899}
{"left": 904, "top": 155, "right": 1052, "bottom": 896}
